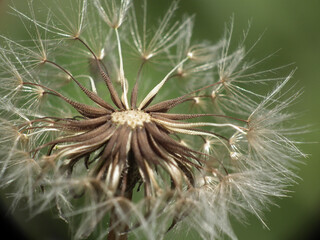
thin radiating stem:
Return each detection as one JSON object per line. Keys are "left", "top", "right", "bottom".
{"left": 115, "top": 28, "right": 130, "bottom": 109}
{"left": 138, "top": 56, "right": 190, "bottom": 110}
{"left": 130, "top": 60, "right": 146, "bottom": 109}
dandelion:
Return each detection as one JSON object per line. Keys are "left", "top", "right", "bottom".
{"left": 0, "top": 0, "right": 305, "bottom": 240}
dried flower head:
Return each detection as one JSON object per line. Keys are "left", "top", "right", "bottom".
{"left": 0, "top": 0, "right": 305, "bottom": 239}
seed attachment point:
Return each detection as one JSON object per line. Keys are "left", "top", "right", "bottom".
{"left": 111, "top": 110, "right": 151, "bottom": 128}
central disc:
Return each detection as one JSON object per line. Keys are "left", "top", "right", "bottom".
{"left": 111, "top": 110, "right": 151, "bottom": 128}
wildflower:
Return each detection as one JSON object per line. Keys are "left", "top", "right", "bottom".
{"left": 0, "top": 0, "right": 305, "bottom": 240}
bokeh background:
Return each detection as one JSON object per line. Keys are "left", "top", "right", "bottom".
{"left": 0, "top": 0, "right": 319, "bottom": 239}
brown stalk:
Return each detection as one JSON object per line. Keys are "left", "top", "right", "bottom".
{"left": 75, "top": 37, "right": 124, "bottom": 109}
{"left": 44, "top": 59, "right": 115, "bottom": 111}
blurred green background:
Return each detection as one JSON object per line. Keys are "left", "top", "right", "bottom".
{"left": 0, "top": 0, "right": 319, "bottom": 239}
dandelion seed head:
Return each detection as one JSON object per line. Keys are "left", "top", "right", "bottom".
{"left": 0, "top": 0, "right": 306, "bottom": 239}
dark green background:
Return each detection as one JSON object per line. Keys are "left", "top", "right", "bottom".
{"left": 0, "top": 0, "right": 319, "bottom": 239}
